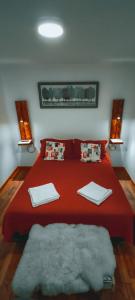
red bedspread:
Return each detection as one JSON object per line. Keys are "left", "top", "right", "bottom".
{"left": 3, "top": 155, "right": 134, "bottom": 242}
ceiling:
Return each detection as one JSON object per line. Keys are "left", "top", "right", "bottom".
{"left": 0, "top": 0, "right": 135, "bottom": 65}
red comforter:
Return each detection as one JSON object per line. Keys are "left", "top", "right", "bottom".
{"left": 3, "top": 155, "right": 134, "bottom": 242}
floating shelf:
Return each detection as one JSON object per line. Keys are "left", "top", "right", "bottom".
{"left": 18, "top": 139, "right": 32, "bottom": 146}
{"left": 109, "top": 139, "right": 123, "bottom": 145}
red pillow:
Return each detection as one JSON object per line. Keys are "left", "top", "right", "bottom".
{"left": 40, "top": 138, "right": 74, "bottom": 159}
{"left": 73, "top": 139, "right": 107, "bottom": 159}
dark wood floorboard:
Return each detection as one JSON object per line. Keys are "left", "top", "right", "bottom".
{"left": 0, "top": 166, "right": 135, "bottom": 300}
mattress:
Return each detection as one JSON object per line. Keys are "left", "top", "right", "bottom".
{"left": 3, "top": 154, "right": 134, "bottom": 242}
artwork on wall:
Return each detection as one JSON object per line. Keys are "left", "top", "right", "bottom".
{"left": 38, "top": 82, "right": 99, "bottom": 108}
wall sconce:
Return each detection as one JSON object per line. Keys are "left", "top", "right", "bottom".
{"left": 15, "top": 100, "right": 33, "bottom": 145}
{"left": 109, "top": 99, "right": 124, "bottom": 146}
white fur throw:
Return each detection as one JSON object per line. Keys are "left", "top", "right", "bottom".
{"left": 12, "top": 224, "right": 116, "bottom": 297}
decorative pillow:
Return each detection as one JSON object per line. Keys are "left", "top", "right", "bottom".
{"left": 44, "top": 141, "right": 65, "bottom": 160}
{"left": 73, "top": 139, "right": 107, "bottom": 159}
{"left": 40, "top": 138, "right": 73, "bottom": 159}
{"left": 81, "top": 143, "right": 101, "bottom": 162}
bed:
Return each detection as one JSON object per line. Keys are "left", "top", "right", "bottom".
{"left": 3, "top": 139, "right": 134, "bottom": 243}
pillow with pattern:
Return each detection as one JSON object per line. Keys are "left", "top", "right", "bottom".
{"left": 44, "top": 141, "right": 65, "bottom": 160}
{"left": 73, "top": 139, "right": 107, "bottom": 159}
{"left": 81, "top": 143, "right": 101, "bottom": 162}
{"left": 40, "top": 138, "right": 73, "bottom": 159}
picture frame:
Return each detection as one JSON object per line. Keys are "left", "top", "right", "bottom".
{"left": 38, "top": 81, "right": 99, "bottom": 108}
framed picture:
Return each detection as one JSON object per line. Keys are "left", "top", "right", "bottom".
{"left": 38, "top": 81, "right": 99, "bottom": 108}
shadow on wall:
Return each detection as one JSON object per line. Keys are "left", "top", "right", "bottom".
{"left": 109, "top": 144, "right": 125, "bottom": 167}
{"left": 0, "top": 84, "right": 18, "bottom": 186}
{"left": 124, "top": 120, "right": 135, "bottom": 182}
{"left": 16, "top": 144, "right": 39, "bottom": 166}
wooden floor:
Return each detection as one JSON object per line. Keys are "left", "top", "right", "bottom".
{"left": 0, "top": 167, "right": 135, "bottom": 300}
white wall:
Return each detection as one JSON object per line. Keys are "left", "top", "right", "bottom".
{"left": 0, "top": 63, "right": 135, "bottom": 182}
{"left": 124, "top": 120, "right": 135, "bottom": 182}
{"left": 0, "top": 75, "right": 17, "bottom": 187}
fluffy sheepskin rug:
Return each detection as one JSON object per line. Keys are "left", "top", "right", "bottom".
{"left": 12, "top": 224, "right": 116, "bottom": 298}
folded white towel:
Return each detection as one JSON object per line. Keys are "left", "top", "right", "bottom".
{"left": 77, "top": 181, "right": 112, "bottom": 205}
{"left": 28, "top": 183, "right": 60, "bottom": 207}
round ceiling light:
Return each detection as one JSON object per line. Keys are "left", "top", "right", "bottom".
{"left": 38, "top": 22, "right": 64, "bottom": 38}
